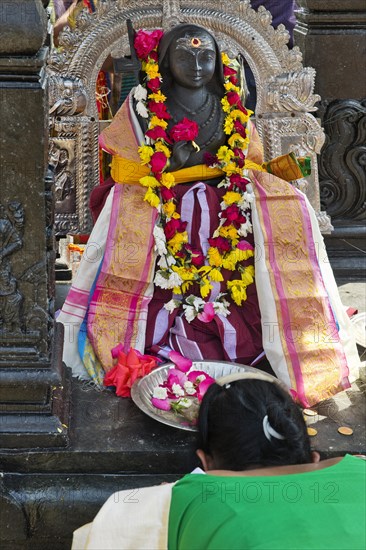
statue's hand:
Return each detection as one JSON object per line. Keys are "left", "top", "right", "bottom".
{"left": 169, "top": 141, "right": 194, "bottom": 171}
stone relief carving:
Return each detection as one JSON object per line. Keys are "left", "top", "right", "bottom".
{"left": 319, "top": 99, "right": 366, "bottom": 221}
{"left": 0, "top": 202, "right": 25, "bottom": 334}
{"left": 49, "top": 139, "right": 76, "bottom": 215}
{"left": 47, "top": 0, "right": 328, "bottom": 233}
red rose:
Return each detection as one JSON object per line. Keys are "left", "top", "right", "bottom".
{"left": 223, "top": 204, "right": 246, "bottom": 228}
{"left": 191, "top": 249, "right": 205, "bottom": 267}
{"left": 184, "top": 244, "right": 205, "bottom": 267}
{"left": 229, "top": 173, "right": 250, "bottom": 190}
{"left": 233, "top": 147, "right": 245, "bottom": 168}
{"left": 164, "top": 218, "right": 187, "bottom": 240}
{"left": 147, "top": 77, "right": 161, "bottom": 93}
{"left": 148, "top": 101, "right": 171, "bottom": 120}
{"left": 230, "top": 75, "right": 238, "bottom": 85}
{"left": 160, "top": 187, "right": 175, "bottom": 201}
{"left": 148, "top": 50, "right": 158, "bottom": 62}
{"left": 227, "top": 91, "right": 241, "bottom": 106}
{"left": 208, "top": 236, "right": 231, "bottom": 253}
{"left": 233, "top": 120, "right": 246, "bottom": 137}
{"left": 223, "top": 66, "right": 237, "bottom": 77}
{"left": 150, "top": 151, "right": 168, "bottom": 173}
{"left": 145, "top": 126, "right": 172, "bottom": 143}
{"left": 134, "top": 29, "right": 163, "bottom": 60}
{"left": 169, "top": 117, "right": 199, "bottom": 142}
{"left": 203, "top": 151, "right": 218, "bottom": 167}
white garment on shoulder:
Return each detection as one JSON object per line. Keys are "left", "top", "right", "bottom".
{"left": 58, "top": 188, "right": 114, "bottom": 379}
{"left": 71, "top": 482, "right": 175, "bottom": 550}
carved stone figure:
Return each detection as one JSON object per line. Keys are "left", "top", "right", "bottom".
{"left": 57, "top": 23, "right": 360, "bottom": 408}
{"left": 0, "top": 202, "right": 25, "bottom": 333}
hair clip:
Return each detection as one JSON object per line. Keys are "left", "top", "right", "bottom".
{"left": 224, "top": 383, "right": 231, "bottom": 389}
{"left": 263, "top": 415, "right": 285, "bottom": 442}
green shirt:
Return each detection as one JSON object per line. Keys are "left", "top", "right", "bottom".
{"left": 168, "top": 454, "right": 365, "bottom": 549}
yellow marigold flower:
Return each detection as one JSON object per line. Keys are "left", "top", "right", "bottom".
{"left": 145, "top": 63, "right": 161, "bottom": 80}
{"left": 148, "top": 91, "right": 166, "bottom": 103}
{"left": 222, "top": 162, "right": 241, "bottom": 176}
{"left": 224, "top": 82, "right": 240, "bottom": 93}
{"left": 160, "top": 172, "right": 175, "bottom": 188}
{"left": 222, "top": 251, "right": 237, "bottom": 271}
{"left": 222, "top": 191, "right": 242, "bottom": 205}
{"left": 155, "top": 142, "right": 171, "bottom": 158}
{"left": 172, "top": 212, "right": 181, "bottom": 219}
{"left": 149, "top": 116, "right": 168, "bottom": 129}
{"left": 229, "top": 109, "right": 247, "bottom": 123}
{"left": 140, "top": 175, "right": 160, "bottom": 188}
{"left": 221, "top": 52, "right": 231, "bottom": 66}
{"left": 241, "top": 264, "right": 255, "bottom": 285}
{"left": 172, "top": 265, "right": 197, "bottom": 281}
{"left": 163, "top": 201, "right": 176, "bottom": 218}
{"left": 219, "top": 225, "right": 239, "bottom": 241}
{"left": 173, "top": 286, "right": 182, "bottom": 295}
{"left": 217, "top": 146, "right": 234, "bottom": 164}
{"left": 228, "top": 133, "right": 246, "bottom": 148}
{"left": 182, "top": 281, "right": 193, "bottom": 293}
{"left": 167, "top": 231, "right": 188, "bottom": 254}
{"left": 207, "top": 246, "right": 223, "bottom": 267}
{"left": 138, "top": 145, "right": 154, "bottom": 165}
{"left": 223, "top": 116, "right": 234, "bottom": 135}
{"left": 143, "top": 187, "right": 160, "bottom": 208}
{"left": 209, "top": 268, "right": 224, "bottom": 282}
{"left": 200, "top": 278, "right": 213, "bottom": 299}
{"left": 221, "top": 97, "right": 231, "bottom": 114}
{"left": 227, "top": 279, "right": 248, "bottom": 305}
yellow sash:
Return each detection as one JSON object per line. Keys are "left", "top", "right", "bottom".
{"left": 111, "top": 156, "right": 265, "bottom": 185}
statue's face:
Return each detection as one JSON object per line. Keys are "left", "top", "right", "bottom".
{"left": 169, "top": 30, "right": 216, "bottom": 89}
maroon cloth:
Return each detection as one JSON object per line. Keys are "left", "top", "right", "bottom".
{"left": 145, "top": 183, "right": 263, "bottom": 364}
{"left": 89, "top": 177, "right": 115, "bottom": 223}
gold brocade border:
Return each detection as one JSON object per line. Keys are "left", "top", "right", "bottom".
{"left": 253, "top": 173, "right": 345, "bottom": 405}
{"left": 89, "top": 184, "right": 156, "bottom": 371}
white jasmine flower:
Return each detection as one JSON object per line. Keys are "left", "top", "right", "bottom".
{"left": 192, "top": 296, "right": 205, "bottom": 311}
{"left": 213, "top": 300, "right": 230, "bottom": 317}
{"left": 238, "top": 192, "right": 254, "bottom": 209}
{"left": 136, "top": 100, "right": 148, "bottom": 118}
{"left": 184, "top": 381, "right": 196, "bottom": 395}
{"left": 238, "top": 220, "right": 253, "bottom": 237}
{"left": 168, "top": 271, "right": 183, "bottom": 288}
{"left": 152, "top": 386, "right": 168, "bottom": 399}
{"left": 164, "top": 299, "right": 180, "bottom": 313}
{"left": 172, "top": 383, "right": 185, "bottom": 397}
{"left": 133, "top": 84, "right": 147, "bottom": 101}
{"left": 183, "top": 305, "right": 196, "bottom": 323}
{"left": 153, "top": 225, "right": 167, "bottom": 256}
{"left": 196, "top": 375, "right": 206, "bottom": 383}
{"left": 154, "top": 270, "right": 182, "bottom": 290}
{"left": 177, "top": 398, "right": 192, "bottom": 408}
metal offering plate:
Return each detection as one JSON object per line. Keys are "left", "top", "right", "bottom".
{"left": 131, "top": 361, "right": 259, "bottom": 432}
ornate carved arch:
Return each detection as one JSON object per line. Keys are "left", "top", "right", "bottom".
{"left": 48, "top": 0, "right": 331, "bottom": 234}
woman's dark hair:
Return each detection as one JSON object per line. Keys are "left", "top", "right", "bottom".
{"left": 198, "top": 379, "right": 312, "bottom": 471}
{"left": 157, "top": 24, "right": 225, "bottom": 97}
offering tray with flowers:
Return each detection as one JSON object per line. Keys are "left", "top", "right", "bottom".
{"left": 131, "top": 355, "right": 260, "bottom": 431}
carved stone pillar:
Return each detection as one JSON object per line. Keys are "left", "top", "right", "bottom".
{"left": 295, "top": 1, "right": 366, "bottom": 279}
{"left": 0, "top": 0, "right": 70, "bottom": 448}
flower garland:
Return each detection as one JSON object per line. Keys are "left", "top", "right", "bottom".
{"left": 133, "top": 29, "right": 255, "bottom": 323}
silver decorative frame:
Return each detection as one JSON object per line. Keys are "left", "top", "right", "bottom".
{"left": 48, "top": 0, "right": 332, "bottom": 234}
